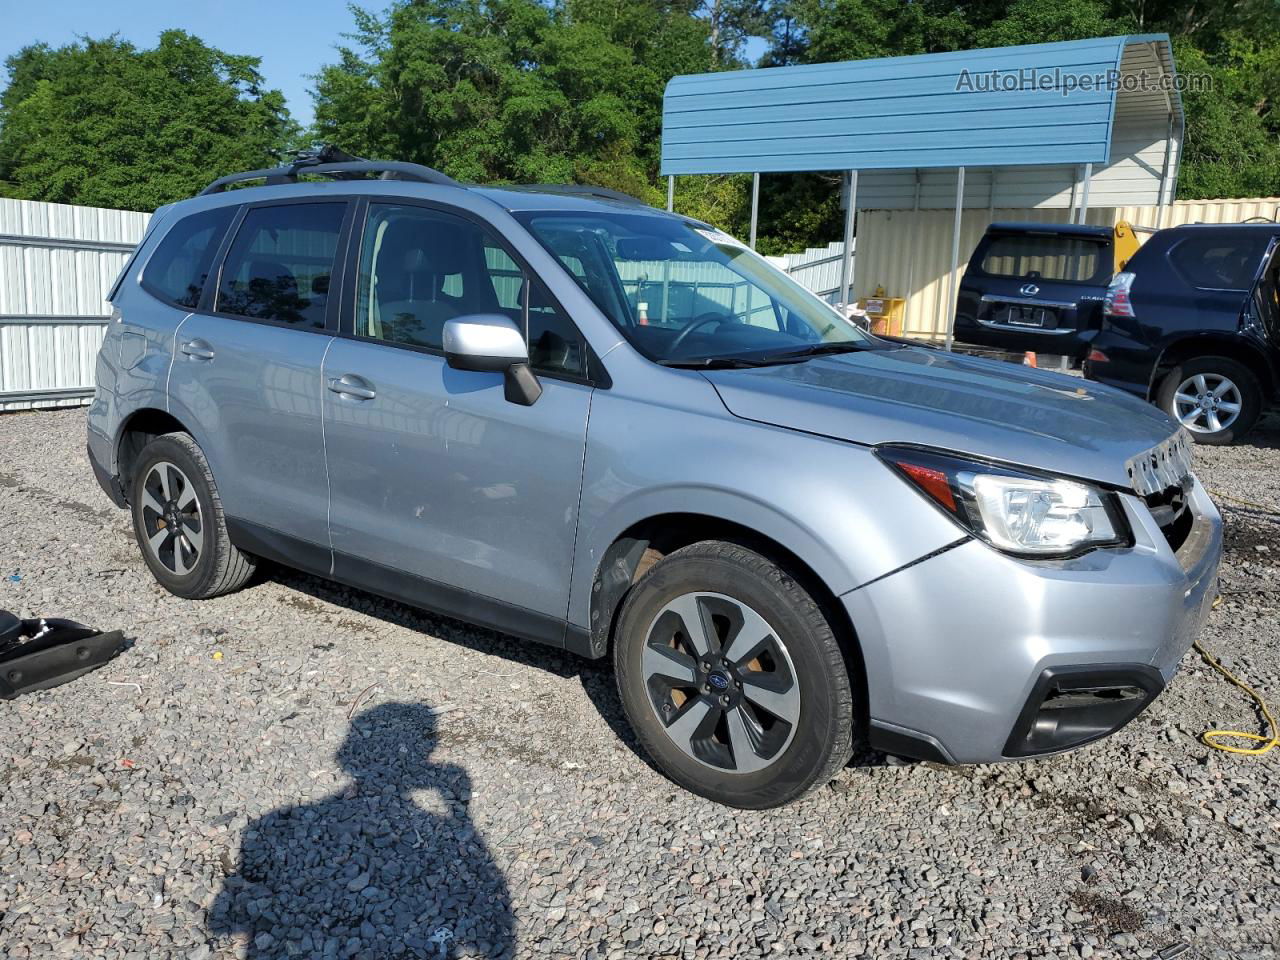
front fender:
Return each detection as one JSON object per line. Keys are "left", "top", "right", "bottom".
{"left": 568, "top": 386, "right": 964, "bottom": 631}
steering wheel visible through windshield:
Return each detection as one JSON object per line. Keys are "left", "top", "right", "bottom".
{"left": 513, "top": 211, "right": 873, "bottom": 367}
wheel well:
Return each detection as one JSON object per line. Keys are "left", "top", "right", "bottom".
{"left": 116, "top": 409, "right": 190, "bottom": 496}
{"left": 589, "top": 513, "right": 868, "bottom": 725}
{"left": 1152, "top": 336, "right": 1275, "bottom": 400}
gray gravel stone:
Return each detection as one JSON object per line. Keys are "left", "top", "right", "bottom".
{"left": 0, "top": 408, "right": 1278, "bottom": 959}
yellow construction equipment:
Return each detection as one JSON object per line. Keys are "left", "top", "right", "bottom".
{"left": 1113, "top": 219, "right": 1142, "bottom": 273}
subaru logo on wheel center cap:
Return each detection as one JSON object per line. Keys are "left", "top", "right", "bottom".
{"left": 1020, "top": 283, "right": 1040, "bottom": 296}
{"left": 708, "top": 671, "right": 730, "bottom": 691}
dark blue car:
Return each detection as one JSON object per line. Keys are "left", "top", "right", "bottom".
{"left": 1085, "top": 222, "right": 1280, "bottom": 445}
{"left": 953, "top": 222, "right": 1118, "bottom": 361}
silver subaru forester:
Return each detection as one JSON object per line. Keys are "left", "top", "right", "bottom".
{"left": 88, "top": 156, "right": 1221, "bottom": 808}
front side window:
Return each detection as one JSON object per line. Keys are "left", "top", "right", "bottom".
{"left": 216, "top": 203, "right": 346, "bottom": 328}
{"left": 1170, "top": 235, "right": 1269, "bottom": 291}
{"left": 513, "top": 212, "right": 870, "bottom": 365}
{"left": 141, "top": 206, "right": 236, "bottom": 309}
{"left": 979, "top": 234, "right": 1107, "bottom": 284}
{"left": 356, "top": 204, "right": 587, "bottom": 377}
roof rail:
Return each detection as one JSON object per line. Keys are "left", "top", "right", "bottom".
{"left": 199, "top": 157, "right": 460, "bottom": 196}
{"left": 507, "top": 184, "right": 648, "bottom": 206}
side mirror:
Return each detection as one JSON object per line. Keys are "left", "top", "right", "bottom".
{"left": 442, "top": 314, "right": 542, "bottom": 406}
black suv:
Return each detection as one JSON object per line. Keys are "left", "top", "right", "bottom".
{"left": 953, "top": 222, "right": 1121, "bottom": 360}
{"left": 1084, "top": 222, "right": 1280, "bottom": 444}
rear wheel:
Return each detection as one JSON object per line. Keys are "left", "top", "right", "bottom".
{"left": 614, "top": 541, "right": 854, "bottom": 808}
{"left": 129, "top": 433, "right": 256, "bottom": 599}
{"left": 1157, "top": 356, "right": 1261, "bottom": 445}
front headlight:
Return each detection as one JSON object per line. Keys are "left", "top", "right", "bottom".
{"left": 878, "top": 446, "right": 1130, "bottom": 558}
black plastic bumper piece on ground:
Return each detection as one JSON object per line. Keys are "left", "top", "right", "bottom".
{"left": 1002, "top": 663, "right": 1166, "bottom": 758}
{"left": 0, "top": 611, "right": 127, "bottom": 699}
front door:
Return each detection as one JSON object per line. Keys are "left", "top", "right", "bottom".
{"left": 322, "top": 202, "right": 594, "bottom": 639}
{"left": 167, "top": 200, "right": 350, "bottom": 551}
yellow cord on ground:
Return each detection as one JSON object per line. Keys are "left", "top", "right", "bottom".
{"left": 1195, "top": 595, "right": 1279, "bottom": 756}
{"left": 1206, "top": 489, "right": 1280, "bottom": 517}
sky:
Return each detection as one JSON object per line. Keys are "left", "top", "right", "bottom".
{"left": 0, "top": 0, "right": 364, "bottom": 127}
{"left": 2, "top": 2, "right": 770, "bottom": 131}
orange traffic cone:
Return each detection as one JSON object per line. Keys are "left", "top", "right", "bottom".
{"left": 1023, "top": 351, "right": 1037, "bottom": 367}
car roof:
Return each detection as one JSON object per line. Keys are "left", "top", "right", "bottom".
{"left": 193, "top": 155, "right": 678, "bottom": 219}
{"left": 985, "top": 221, "right": 1113, "bottom": 238}
{"left": 470, "top": 186, "right": 670, "bottom": 216}
{"left": 1161, "top": 221, "right": 1280, "bottom": 233}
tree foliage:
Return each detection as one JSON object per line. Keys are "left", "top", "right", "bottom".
{"left": 0, "top": 1, "right": 1275, "bottom": 248}
{"left": 312, "top": 0, "right": 709, "bottom": 197}
{"left": 0, "top": 31, "right": 295, "bottom": 211}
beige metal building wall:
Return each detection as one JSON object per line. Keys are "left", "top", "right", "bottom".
{"left": 854, "top": 197, "right": 1280, "bottom": 340}
{"left": 0, "top": 199, "right": 150, "bottom": 411}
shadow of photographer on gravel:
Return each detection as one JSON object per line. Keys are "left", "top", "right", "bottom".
{"left": 209, "top": 702, "right": 514, "bottom": 959}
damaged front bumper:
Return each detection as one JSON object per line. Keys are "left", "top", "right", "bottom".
{"left": 846, "top": 476, "right": 1222, "bottom": 764}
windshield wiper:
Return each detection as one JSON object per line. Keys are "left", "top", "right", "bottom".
{"left": 761, "top": 342, "right": 872, "bottom": 361}
{"left": 657, "top": 355, "right": 803, "bottom": 369}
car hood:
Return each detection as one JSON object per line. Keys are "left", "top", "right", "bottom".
{"left": 702, "top": 345, "right": 1180, "bottom": 489}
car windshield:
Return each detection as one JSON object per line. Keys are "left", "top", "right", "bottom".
{"left": 513, "top": 211, "right": 873, "bottom": 366}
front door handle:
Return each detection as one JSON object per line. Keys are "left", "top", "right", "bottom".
{"left": 327, "top": 374, "right": 376, "bottom": 401}
{"left": 180, "top": 338, "right": 215, "bottom": 361}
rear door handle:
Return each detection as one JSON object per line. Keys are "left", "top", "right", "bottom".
{"left": 327, "top": 374, "right": 376, "bottom": 401}
{"left": 181, "top": 338, "right": 215, "bottom": 361}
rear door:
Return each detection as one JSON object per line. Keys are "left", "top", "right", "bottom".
{"left": 958, "top": 229, "right": 1111, "bottom": 357}
{"left": 1156, "top": 230, "right": 1273, "bottom": 333}
{"left": 167, "top": 199, "right": 352, "bottom": 555}
{"left": 1243, "top": 236, "right": 1280, "bottom": 363}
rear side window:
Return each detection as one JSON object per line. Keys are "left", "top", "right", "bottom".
{"left": 140, "top": 207, "right": 236, "bottom": 308}
{"left": 216, "top": 203, "right": 346, "bottom": 328}
{"left": 1169, "top": 236, "right": 1267, "bottom": 291}
{"left": 979, "top": 235, "right": 1106, "bottom": 283}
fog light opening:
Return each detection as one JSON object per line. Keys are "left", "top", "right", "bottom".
{"left": 1005, "top": 666, "right": 1164, "bottom": 758}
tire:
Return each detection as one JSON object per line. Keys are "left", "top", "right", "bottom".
{"left": 128, "top": 432, "right": 256, "bottom": 599}
{"left": 1156, "top": 356, "right": 1262, "bottom": 445}
{"left": 613, "top": 540, "right": 855, "bottom": 808}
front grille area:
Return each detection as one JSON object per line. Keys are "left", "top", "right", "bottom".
{"left": 1143, "top": 477, "right": 1195, "bottom": 553}
{"left": 1126, "top": 430, "right": 1194, "bottom": 497}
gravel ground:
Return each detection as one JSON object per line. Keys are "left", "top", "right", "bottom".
{"left": 1, "top": 407, "right": 1278, "bottom": 960}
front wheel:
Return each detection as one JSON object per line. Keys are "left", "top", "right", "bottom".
{"left": 613, "top": 541, "right": 855, "bottom": 808}
{"left": 1157, "top": 356, "right": 1262, "bottom": 445}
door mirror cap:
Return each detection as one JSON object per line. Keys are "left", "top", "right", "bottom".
{"left": 443, "top": 314, "right": 529, "bottom": 372}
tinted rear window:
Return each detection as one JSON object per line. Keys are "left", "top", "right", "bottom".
{"left": 215, "top": 203, "right": 346, "bottom": 328}
{"left": 141, "top": 207, "right": 236, "bottom": 308}
{"left": 1169, "top": 235, "right": 1268, "bottom": 290}
{"left": 979, "top": 235, "right": 1107, "bottom": 283}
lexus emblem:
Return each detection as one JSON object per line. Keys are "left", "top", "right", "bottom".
{"left": 1020, "top": 283, "right": 1040, "bottom": 296}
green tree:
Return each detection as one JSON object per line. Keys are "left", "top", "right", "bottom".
{"left": 0, "top": 31, "right": 296, "bottom": 211}
{"left": 312, "top": 0, "right": 709, "bottom": 195}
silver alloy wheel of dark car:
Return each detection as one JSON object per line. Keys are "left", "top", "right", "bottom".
{"left": 642, "top": 591, "right": 800, "bottom": 774}
{"left": 138, "top": 460, "right": 204, "bottom": 576}
{"left": 1171, "top": 372, "right": 1243, "bottom": 434}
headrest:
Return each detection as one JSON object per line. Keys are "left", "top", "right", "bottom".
{"left": 246, "top": 260, "right": 297, "bottom": 295}
{"left": 381, "top": 217, "right": 468, "bottom": 276}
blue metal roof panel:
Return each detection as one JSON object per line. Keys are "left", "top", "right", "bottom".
{"left": 662, "top": 35, "right": 1169, "bottom": 176}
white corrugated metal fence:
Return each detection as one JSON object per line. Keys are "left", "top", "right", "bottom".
{"left": 0, "top": 198, "right": 149, "bottom": 411}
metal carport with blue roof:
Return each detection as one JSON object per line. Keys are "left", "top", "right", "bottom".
{"left": 660, "top": 35, "right": 1184, "bottom": 346}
